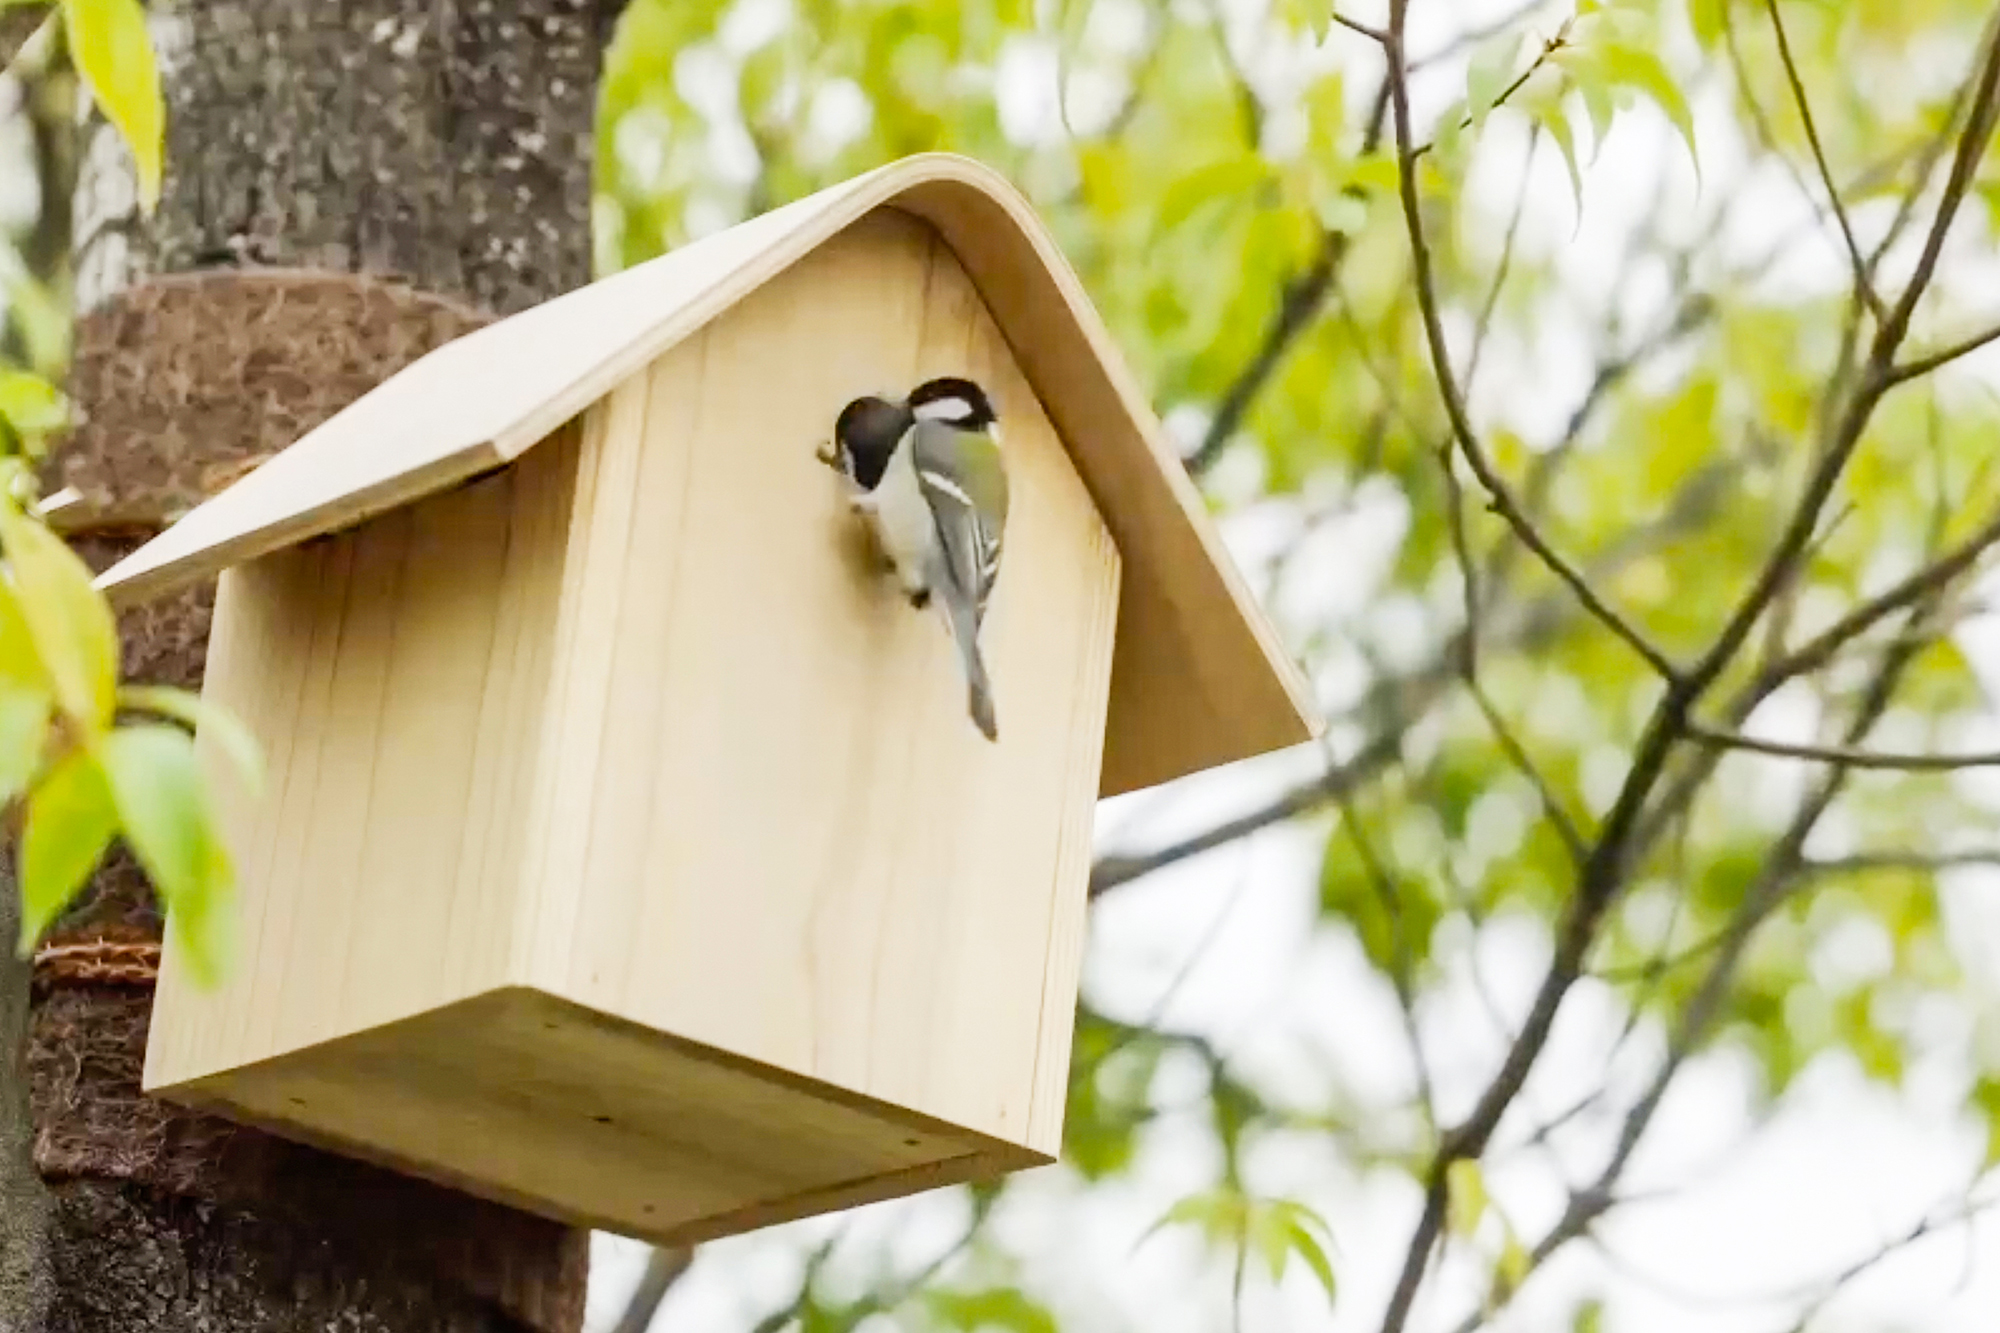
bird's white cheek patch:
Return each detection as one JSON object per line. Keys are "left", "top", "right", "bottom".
{"left": 913, "top": 396, "right": 974, "bottom": 423}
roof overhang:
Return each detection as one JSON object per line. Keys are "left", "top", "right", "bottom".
{"left": 96, "top": 153, "right": 1320, "bottom": 796}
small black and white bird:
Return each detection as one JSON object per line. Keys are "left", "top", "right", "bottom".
{"left": 819, "top": 377, "right": 1009, "bottom": 741}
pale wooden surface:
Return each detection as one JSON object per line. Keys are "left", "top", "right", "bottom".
{"left": 144, "top": 429, "right": 584, "bottom": 1087}
{"left": 95, "top": 152, "right": 1317, "bottom": 797}
{"left": 145, "top": 215, "right": 1114, "bottom": 1238}
{"left": 517, "top": 212, "right": 1118, "bottom": 1151}
{"left": 166, "top": 988, "right": 1040, "bottom": 1248}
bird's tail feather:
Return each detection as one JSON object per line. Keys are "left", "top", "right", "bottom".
{"left": 931, "top": 568, "right": 999, "bottom": 742}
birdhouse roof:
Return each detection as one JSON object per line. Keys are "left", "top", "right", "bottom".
{"left": 95, "top": 153, "right": 1317, "bottom": 795}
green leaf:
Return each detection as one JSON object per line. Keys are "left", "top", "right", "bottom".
{"left": 1, "top": 268, "right": 71, "bottom": 378}
{"left": 98, "top": 724, "right": 234, "bottom": 984}
{"left": 1432, "top": 97, "right": 1470, "bottom": 163}
{"left": 1343, "top": 154, "right": 1401, "bottom": 197}
{"left": 1527, "top": 91, "right": 1584, "bottom": 224}
{"left": 1154, "top": 157, "right": 1269, "bottom": 240}
{"left": 1689, "top": 0, "right": 1729, "bottom": 46}
{"left": 18, "top": 747, "right": 116, "bottom": 952}
{"left": 1466, "top": 33, "right": 1522, "bottom": 131}
{"left": 1284, "top": 1216, "right": 1339, "bottom": 1305}
{"left": 1496, "top": 1225, "right": 1531, "bottom": 1293}
{"left": 1251, "top": 1203, "right": 1293, "bottom": 1281}
{"left": 926, "top": 1287, "right": 1059, "bottom": 1333}
{"left": 1601, "top": 42, "right": 1698, "bottom": 180}
{"left": 1446, "top": 1158, "right": 1489, "bottom": 1237}
{"left": 0, "top": 369, "right": 69, "bottom": 437}
{"left": 1263, "top": 1201, "right": 1340, "bottom": 1306}
{"left": 0, "top": 683, "right": 50, "bottom": 809}
{"left": 119, "top": 684, "right": 264, "bottom": 794}
{"left": 1137, "top": 1188, "right": 1246, "bottom": 1251}
{"left": 0, "top": 579, "right": 51, "bottom": 695}
{"left": 1316, "top": 190, "right": 1369, "bottom": 236}
{"left": 1975, "top": 1074, "right": 2000, "bottom": 1167}
{"left": 63, "top": 0, "right": 165, "bottom": 212}
{"left": 0, "top": 495, "right": 119, "bottom": 729}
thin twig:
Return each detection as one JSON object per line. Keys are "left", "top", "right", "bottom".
{"left": 1760, "top": 506, "right": 2000, "bottom": 687}
{"left": 609, "top": 1247, "right": 695, "bottom": 1333}
{"left": 1888, "top": 321, "right": 2000, "bottom": 385}
{"left": 1089, "top": 732, "right": 1403, "bottom": 897}
{"left": 1464, "top": 128, "right": 1539, "bottom": 392}
{"left": 1687, "top": 725, "right": 2000, "bottom": 770}
{"left": 1803, "top": 849, "right": 2000, "bottom": 875}
{"left": 1186, "top": 74, "right": 1393, "bottom": 475}
{"left": 1764, "top": 0, "right": 1885, "bottom": 322}
{"left": 1470, "top": 682, "right": 1588, "bottom": 863}
{"left": 1337, "top": 801, "right": 1439, "bottom": 1129}
{"left": 1333, "top": 12, "right": 1388, "bottom": 43}
{"left": 1384, "top": 11, "right": 1681, "bottom": 685}
{"left": 1452, "top": 594, "right": 1938, "bottom": 1331}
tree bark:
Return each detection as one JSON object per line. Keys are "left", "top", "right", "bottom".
{"left": 16, "top": 2, "right": 627, "bottom": 1329}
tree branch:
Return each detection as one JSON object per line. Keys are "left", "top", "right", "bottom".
{"left": 1679, "top": 11, "right": 2000, "bottom": 715}
{"left": 1686, "top": 725, "right": 2000, "bottom": 770}
{"left": 1804, "top": 849, "right": 2000, "bottom": 876}
{"left": 1089, "top": 731, "right": 1403, "bottom": 896}
{"left": 0, "top": 6, "right": 47, "bottom": 74}
{"left": 1187, "top": 235, "right": 1350, "bottom": 475}
{"left": 1459, "top": 585, "right": 1941, "bottom": 1329}
{"left": 1333, "top": 12, "right": 1388, "bottom": 43}
{"left": 1337, "top": 801, "right": 1439, "bottom": 1128}
{"left": 1764, "top": 0, "right": 1885, "bottom": 322}
{"left": 1384, "top": 12, "right": 1681, "bottom": 686}
{"left": 1759, "top": 505, "right": 2000, "bottom": 688}
{"left": 1369, "top": 22, "right": 2000, "bottom": 1333}
{"left": 609, "top": 1247, "right": 695, "bottom": 1333}
{"left": 1888, "top": 320, "right": 2000, "bottom": 385}
{"left": 1470, "top": 681, "right": 1588, "bottom": 862}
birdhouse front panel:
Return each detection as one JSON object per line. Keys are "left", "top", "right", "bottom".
{"left": 518, "top": 210, "right": 1119, "bottom": 1157}
{"left": 142, "top": 207, "right": 1121, "bottom": 1245}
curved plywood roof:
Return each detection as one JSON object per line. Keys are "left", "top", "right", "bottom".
{"left": 97, "top": 153, "right": 1318, "bottom": 795}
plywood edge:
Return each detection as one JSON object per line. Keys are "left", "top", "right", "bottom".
{"left": 97, "top": 443, "right": 508, "bottom": 608}
{"left": 158, "top": 1071, "right": 1037, "bottom": 1250}
{"left": 94, "top": 153, "right": 1317, "bottom": 787}
{"left": 642, "top": 1144, "right": 1048, "bottom": 1249}
{"left": 145, "top": 985, "right": 1050, "bottom": 1246}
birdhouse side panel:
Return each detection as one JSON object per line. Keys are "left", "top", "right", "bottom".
{"left": 518, "top": 209, "right": 1120, "bottom": 1153}
{"left": 145, "top": 430, "right": 586, "bottom": 1091}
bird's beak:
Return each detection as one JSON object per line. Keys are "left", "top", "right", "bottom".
{"left": 814, "top": 440, "right": 842, "bottom": 470}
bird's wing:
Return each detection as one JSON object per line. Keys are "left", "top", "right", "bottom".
{"left": 912, "top": 421, "right": 1008, "bottom": 621}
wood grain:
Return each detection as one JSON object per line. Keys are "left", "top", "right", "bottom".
{"left": 145, "top": 215, "right": 1113, "bottom": 1244}
{"left": 95, "top": 152, "right": 1319, "bottom": 797}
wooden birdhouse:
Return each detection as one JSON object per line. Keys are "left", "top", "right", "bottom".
{"left": 100, "top": 154, "right": 1318, "bottom": 1247}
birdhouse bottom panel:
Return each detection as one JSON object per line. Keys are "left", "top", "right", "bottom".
{"left": 156, "top": 986, "right": 1046, "bottom": 1247}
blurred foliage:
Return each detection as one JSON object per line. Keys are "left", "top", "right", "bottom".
{"left": 596, "top": 0, "right": 2000, "bottom": 1324}
{"left": 0, "top": 0, "right": 243, "bottom": 979}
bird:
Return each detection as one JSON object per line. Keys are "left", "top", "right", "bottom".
{"left": 818, "top": 376, "right": 1009, "bottom": 741}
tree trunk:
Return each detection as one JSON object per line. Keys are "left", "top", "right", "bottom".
{"left": 14, "top": 3, "right": 625, "bottom": 1329}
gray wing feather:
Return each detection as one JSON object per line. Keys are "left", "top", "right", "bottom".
{"left": 911, "top": 421, "right": 1005, "bottom": 625}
